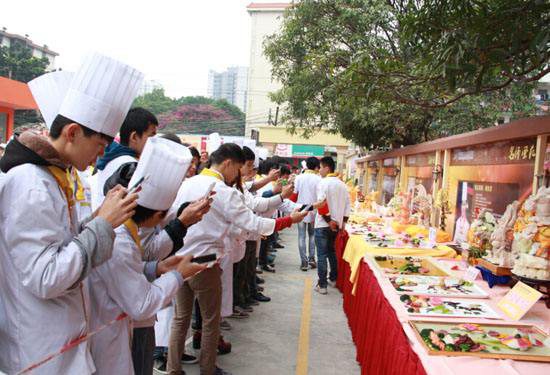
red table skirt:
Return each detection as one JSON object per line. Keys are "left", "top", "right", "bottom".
{"left": 335, "top": 231, "right": 427, "bottom": 375}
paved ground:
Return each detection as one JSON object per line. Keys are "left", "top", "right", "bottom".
{"left": 181, "top": 227, "right": 360, "bottom": 375}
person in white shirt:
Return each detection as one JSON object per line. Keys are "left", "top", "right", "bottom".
{"left": 294, "top": 156, "right": 322, "bottom": 271}
{"left": 313, "top": 157, "right": 351, "bottom": 295}
{"left": 0, "top": 55, "right": 142, "bottom": 374}
{"left": 167, "top": 143, "right": 307, "bottom": 375}
{"left": 88, "top": 137, "right": 210, "bottom": 375}
{"left": 90, "top": 107, "right": 158, "bottom": 210}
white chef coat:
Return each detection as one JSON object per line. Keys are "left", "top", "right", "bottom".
{"left": 314, "top": 175, "right": 351, "bottom": 229}
{"left": 88, "top": 224, "right": 182, "bottom": 375}
{"left": 295, "top": 171, "right": 321, "bottom": 223}
{"left": 0, "top": 164, "right": 111, "bottom": 375}
{"left": 170, "top": 170, "right": 276, "bottom": 258}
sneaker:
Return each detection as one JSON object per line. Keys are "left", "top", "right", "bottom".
{"left": 315, "top": 284, "right": 328, "bottom": 295}
{"left": 181, "top": 353, "right": 198, "bottom": 364}
{"left": 328, "top": 280, "right": 337, "bottom": 288}
{"left": 261, "top": 264, "right": 276, "bottom": 273}
{"left": 254, "top": 292, "right": 271, "bottom": 302}
{"left": 220, "top": 319, "right": 232, "bottom": 331}
{"left": 192, "top": 330, "right": 201, "bottom": 350}
{"left": 246, "top": 298, "right": 260, "bottom": 306}
{"left": 218, "top": 336, "right": 232, "bottom": 355}
{"left": 239, "top": 304, "right": 254, "bottom": 313}
{"left": 229, "top": 307, "right": 249, "bottom": 319}
{"left": 309, "top": 260, "right": 317, "bottom": 269}
{"left": 300, "top": 262, "right": 308, "bottom": 271}
{"left": 153, "top": 359, "right": 168, "bottom": 375}
{"left": 215, "top": 367, "right": 233, "bottom": 375}
{"left": 256, "top": 276, "right": 265, "bottom": 284}
{"left": 255, "top": 266, "right": 263, "bottom": 274}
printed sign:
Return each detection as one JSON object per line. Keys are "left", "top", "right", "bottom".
{"left": 463, "top": 266, "right": 481, "bottom": 282}
{"left": 451, "top": 139, "right": 537, "bottom": 166}
{"left": 497, "top": 282, "right": 543, "bottom": 320}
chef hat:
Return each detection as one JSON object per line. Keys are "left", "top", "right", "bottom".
{"left": 58, "top": 52, "right": 144, "bottom": 137}
{"left": 28, "top": 71, "right": 74, "bottom": 129}
{"left": 128, "top": 137, "right": 192, "bottom": 211}
{"left": 206, "top": 132, "right": 222, "bottom": 153}
{"left": 257, "top": 147, "right": 269, "bottom": 160}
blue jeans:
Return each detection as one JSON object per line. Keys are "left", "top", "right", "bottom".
{"left": 314, "top": 227, "right": 337, "bottom": 288}
{"left": 298, "top": 222, "right": 316, "bottom": 263}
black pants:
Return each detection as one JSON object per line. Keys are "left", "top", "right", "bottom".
{"left": 245, "top": 241, "right": 258, "bottom": 299}
{"left": 259, "top": 234, "right": 275, "bottom": 266}
{"left": 233, "top": 254, "right": 248, "bottom": 307}
{"left": 132, "top": 326, "right": 155, "bottom": 375}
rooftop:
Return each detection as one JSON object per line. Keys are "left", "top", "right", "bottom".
{"left": 246, "top": 2, "right": 292, "bottom": 11}
{"left": 0, "top": 76, "right": 37, "bottom": 110}
{"left": 0, "top": 29, "right": 59, "bottom": 57}
{"left": 358, "top": 115, "right": 550, "bottom": 162}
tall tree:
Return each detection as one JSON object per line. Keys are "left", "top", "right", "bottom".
{"left": 264, "top": 0, "right": 546, "bottom": 148}
{"left": 0, "top": 41, "right": 50, "bottom": 126}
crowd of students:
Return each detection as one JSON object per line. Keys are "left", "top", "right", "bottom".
{"left": 0, "top": 53, "right": 350, "bottom": 375}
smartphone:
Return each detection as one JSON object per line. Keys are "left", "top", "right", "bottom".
{"left": 128, "top": 175, "right": 149, "bottom": 194}
{"left": 203, "top": 181, "right": 216, "bottom": 200}
{"left": 300, "top": 204, "right": 314, "bottom": 212}
{"left": 191, "top": 253, "right": 217, "bottom": 264}
{"left": 280, "top": 179, "right": 289, "bottom": 186}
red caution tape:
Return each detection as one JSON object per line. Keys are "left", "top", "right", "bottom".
{"left": 17, "top": 313, "right": 128, "bottom": 374}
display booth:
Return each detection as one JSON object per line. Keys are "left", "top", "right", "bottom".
{"left": 342, "top": 116, "right": 550, "bottom": 375}
{"left": 356, "top": 116, "right": 550, "bottom": 237}
{"left": 0, "top": 76, "right": 37, "bottom": 142}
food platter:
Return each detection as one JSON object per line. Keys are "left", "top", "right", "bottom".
{"left": 399, "top": 294, "right": 501, "bottom": 319}
{"left": 410, "top": 321, "right": 550, "bottom": 362}
{"left": 371, "top": 255, "right": 450, "bottom": 277}
{"left": 390, "top": 276, "right": 489, "bottom": 298}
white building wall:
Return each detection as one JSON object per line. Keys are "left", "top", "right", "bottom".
{"left": 246, "top": 9, "right": 286, "bottom": 136}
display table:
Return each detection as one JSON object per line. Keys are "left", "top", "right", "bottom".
{"left": 335, "top": 232, "right": 550, "bottom": 375}
{"left": 342, "top": 234, "right": 456, "bottom": 294}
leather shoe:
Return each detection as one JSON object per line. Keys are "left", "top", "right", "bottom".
{"left": 254, "top": 292, "right": 271, "bottom": 302}
{"left": 256, "top": 276, "right": 265, "bottom": 284}
{"left": 261, "top": 265, "right": 275, "bottom": 273}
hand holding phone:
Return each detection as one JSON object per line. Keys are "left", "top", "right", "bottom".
{"left": 300, "top": 204, "right": 314, "bottom": 212}
{"left": 191, "top": 253, "right": 217, "bottom": 264}
{"left": 203, "top": 181, "right": 216, "bottom": 200}
{"left": 128, "top": 175, "right": 149, "bottom": 194}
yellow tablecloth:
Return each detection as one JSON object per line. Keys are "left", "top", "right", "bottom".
{"left": 391, "top": 222, "right": 452, "bottom": 243}
{"left": 342, "top": 234, "right": 456, "bottom": 295}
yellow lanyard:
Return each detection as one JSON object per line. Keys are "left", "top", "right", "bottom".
{"left": 304, "top": 170, "right": 318, "bottom": 175}
{"left": 124, "top": 219, "right": 144, "bottom": 256}
{"left": 200, "top": 168, "right": 223, "bottom": 181}
{"left": 47, "top": 165, "right": 75, "bottom": 221}
{"left": 327, "top": 173, "right": 339, "bottom": 178}
{"left": 69, "top": 169, "right": 86, "bottom": 201}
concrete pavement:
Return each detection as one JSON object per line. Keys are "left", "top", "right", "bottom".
{"left": 181, "top": 227, "right": 360, "bottom": 375}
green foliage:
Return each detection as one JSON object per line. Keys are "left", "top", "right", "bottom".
{"left": 0, "top": 42, "right": 50, "bottom": 126}
{"left": 264, "top": 0, "right": 547, "bottom": 148}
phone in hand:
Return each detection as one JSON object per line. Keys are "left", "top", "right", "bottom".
{"left": 191, "top": 253, "right": 217, "bottom": 264}
{"left": 203, "top": 181, "right": 216, "bottom": 200}
{"left": 127, "top": 175, "right": 149, "bottom": 194}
